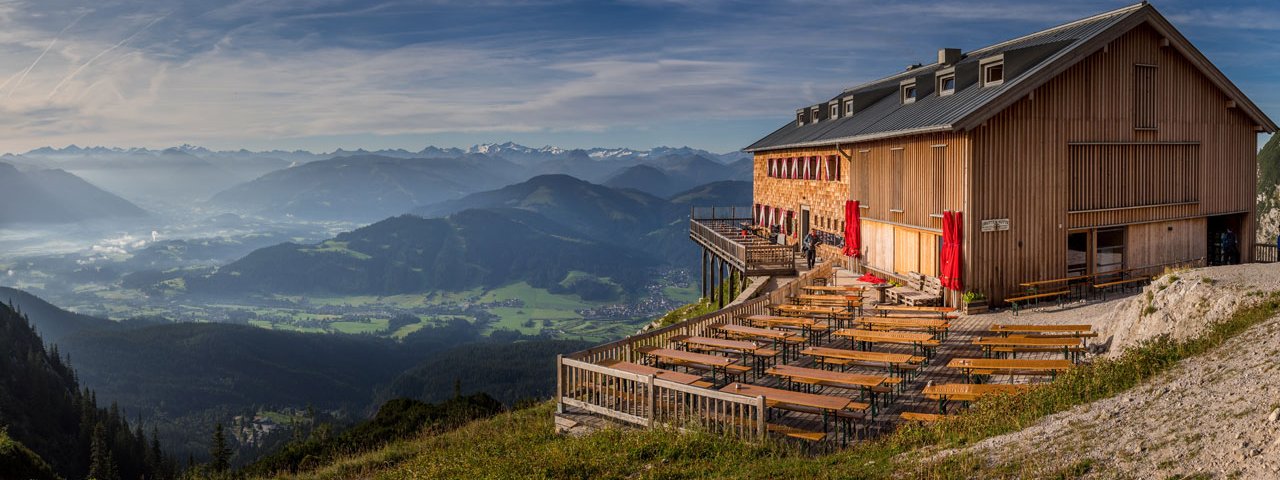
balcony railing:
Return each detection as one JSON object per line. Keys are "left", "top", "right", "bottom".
{"left": 688, "top": 207, "right": 795, "bottom": 276}
{"left": 1256, "top": 243, "right": 1278, "bottom": 263}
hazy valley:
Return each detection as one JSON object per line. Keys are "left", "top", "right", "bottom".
{"left": 0, "top": 142, "right": 749, "bottom": 473}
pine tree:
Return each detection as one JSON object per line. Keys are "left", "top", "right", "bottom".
{"left": 88, "top": 421, "right": 119, "bottom": 480}
{"left": 210, "top": 422, "right": 231, "bottom": 473}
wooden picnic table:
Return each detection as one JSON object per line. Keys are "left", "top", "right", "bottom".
{"left": 990, "top": 324, "right": 1093, "bottom": 335}
{"left": 719, "top": 382, "right": 857, "bottom": 435}
{"left": 717, "top": 323, "right": 802, "bottom": 360}
{"left": 745, "top": 314, "right": 830, "bottom": 344}
{"left": 854, "top": 316, "right": 950, "bottom": 339}
{"left": 834, "top": 329, "right": 938, "bottom": 361}
{"left": 766, "top": 365, "right": 889, "bottom": 417}
{"left": 599, "top": 360, "right": 709, "bottom": 386}
{"left": 922, "top": 383, "right": 1031, "bottom": 413}
{"left": 800, "top": 346, "right": 917, "bottom": 379}
{"left": 945, "top": 358, "right": 1073, "bottom": 383}
{"left": 803, "top": 285, "right": 868, "bottom": 294}
{"left": 773, "top": 304, "right": 856, "bottom": 327}
{"left": 677, "top": 335, "right": 778, "bottom": 374}
{"left": 677, "top": 335, "right": 761, "bottom": 353}
{"left": 972, "top": 336, "right": 1084, "bottom": 361}
{"left": 865, "top": 305, "right": 957, "bottom": 319}
{"left": 642, "top": 348, "right": 737, "bottom": 383}
{"left": 1018, "top": 275, "right": 1092, "bottom": 288}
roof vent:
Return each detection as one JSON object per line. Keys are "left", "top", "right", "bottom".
{"left": 938, "top": 48, "right": 962, "bottom": 66}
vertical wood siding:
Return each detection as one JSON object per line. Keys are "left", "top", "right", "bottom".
{"left": 968, "top": 24, "right": 1259, "bottom": 303}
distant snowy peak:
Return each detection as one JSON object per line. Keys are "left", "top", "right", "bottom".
{"left": 466, "top": 142, "right": 567, "bottom": 156}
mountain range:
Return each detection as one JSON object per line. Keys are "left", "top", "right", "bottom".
{"left": 1, "top": 142, "right": 748, "bottom": 221}
{"left": 0, "top": 162, "right": 147, "bottom": 226}
{"left": 185, "top": 208, "right": 654, "bottom": 297}
{"left": 155, "top": 175, "right": 750, "bottom": 298}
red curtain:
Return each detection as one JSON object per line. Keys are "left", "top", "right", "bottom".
{"left": 941, "top": 211, "right": 963, "bottom": 291}
{"left": 843, "top": 200, "right": 861, "bottom": 257}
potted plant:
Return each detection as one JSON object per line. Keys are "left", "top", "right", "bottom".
{"left": 961, "top": 290, "right": 988, "bottom": 314}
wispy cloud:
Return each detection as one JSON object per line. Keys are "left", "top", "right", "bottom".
{"left": 0, "top": 0, "right": 1269, "bottom": 153}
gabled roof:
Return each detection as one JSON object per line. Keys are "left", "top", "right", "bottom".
{"left": 745, "top": 2, "right": 1277, "bottom": 153}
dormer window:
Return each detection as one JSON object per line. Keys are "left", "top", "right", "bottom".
{"left": 811, "top": 106, "right": 821, "bottom": 122}
{"left": 901, "top": 83, "right": 917, "bottom": 104}
{"left": 981, "top": 56, "right": 1005, "bottom": 87}
{"left": 938, "top": 74, "right": 956, "bottom": 96}
{"left": 844, "top": 99, "right": 854, "bottom": 116}
{"left": 830, "top": 104, "right": 839, "bottom": 119}
{"left": 796, "top": 109, "right": 807, "bottom": 126}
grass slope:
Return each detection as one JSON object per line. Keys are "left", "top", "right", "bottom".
{"left": 262, "top": 291, "right": 1280, "bottom": 479}
{"left": 0, "top": 430, "right": 59, "bottom": 480}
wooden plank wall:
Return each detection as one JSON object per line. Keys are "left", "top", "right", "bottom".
{"left": 1127, "top": 218, "right": 1207, "bottom": 267}
{"left": 968, "top": 23, "right": 1260, "bottom": 303}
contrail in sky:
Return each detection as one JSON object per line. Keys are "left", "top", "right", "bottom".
{"left": 5, "top": 12, "right": 88, "bottom": 100}
{"left": 47, "top": 13, "right": 167, "bottom": 100}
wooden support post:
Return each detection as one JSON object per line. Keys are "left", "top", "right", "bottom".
{"left": 555, "top": 354, "right": 564, "bottom": 414}
{"left": 732, "top": 268, "right": 742, "bottom": 302}
{"left": 646, "top": 374, "right": 656, "bottom": 427}
{"left": 701, "top": 248, "right": 709, "bottom": 300}
{"left": 755, "top": 395, "right": 767, "bottom": 440}
{"left": 718, "top": 260, "right": 727, "bottom": 309}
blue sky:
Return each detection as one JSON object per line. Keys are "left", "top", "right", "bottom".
{"left": 0, "top": 0, "right": 1273, "bottom": 154}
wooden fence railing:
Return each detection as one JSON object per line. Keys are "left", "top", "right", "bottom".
{"left": 1256, "top": 243, "right": 1278, "bottom": 263}
{"left": 556, "top": 357, "right": 766, "bottom": 439}
{"left": 556, "top": 261, "right": 835, "bottom": 437}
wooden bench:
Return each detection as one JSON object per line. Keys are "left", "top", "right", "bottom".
{"left": 901, "top": 273, "right": 943, "bottom": 306}
{"left": 1005, "top": 290, "right": 1070, "bottom": 315}
{"left": 1092, "top": 276, "right": 1150, "bottom": 297}
{"left": 990, "top": 345, "right": 1087, "bottom": 359}
{"left": 767, "top": 423, "right": 826, "bottom": 442}
{"left": 900, "top": 412, "right": 947, "bottom": 422}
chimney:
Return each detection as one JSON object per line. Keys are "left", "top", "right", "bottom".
{"left": 938, "top": 48, "right": 962, "bottom": 66}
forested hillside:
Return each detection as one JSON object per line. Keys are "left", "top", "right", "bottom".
{"left": 0, "top": 301, "right": 174, "bottom": 479}
{"left": 1257, "top": 134, "right": 1279, "bottom": 242}
{"left": 187, "top": 209, "right": 654, "bottom": 296}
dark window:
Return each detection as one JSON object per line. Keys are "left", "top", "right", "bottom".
{"left": 844, "top": 100, "right": 854, "bottom": 115}
{"left": 1067, "top": 231, "right": 1089, "bottom": 277}
{"left": 939, "top": 75, "right": 956, "bottom": 95}
{"left": 983, "top": 62, "right": 1004, "bottom": 85}
{"left": 902, "top": 85, "right": 917, "bottom": 104}
{"left": 1095, "top": 228, "right": 1125, "bottom": 274}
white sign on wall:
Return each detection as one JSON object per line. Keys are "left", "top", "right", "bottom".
{"left": 981, "top": 218, "right": 1010, "bottom": 232}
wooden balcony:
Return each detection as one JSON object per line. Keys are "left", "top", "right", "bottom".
{"left": 689, "top": 207, "right": 796, "bottom": 277}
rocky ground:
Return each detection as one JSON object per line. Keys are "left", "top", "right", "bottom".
{"left": 934, "top": 263, "right": 1280, "bottom": 478}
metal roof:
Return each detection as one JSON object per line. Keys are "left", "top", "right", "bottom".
{"left": 745, "top": 2, "right": 1276, "bottom": 152}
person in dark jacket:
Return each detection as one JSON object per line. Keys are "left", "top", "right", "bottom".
{"left": 802, "top": 230, "right": 822, "bottom": 269}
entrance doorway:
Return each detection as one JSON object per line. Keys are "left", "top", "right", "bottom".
{"left": 1064, "top": 227, "right": 1127, "bottom": 276}
{"left": 800, "top": 206, "right": 811, "bottom": 238}
{"left": 1207, "top": 213, "right": 1245, "bottom": 265}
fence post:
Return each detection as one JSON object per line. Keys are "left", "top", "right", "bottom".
{"left": 555, "top": 354, "right": 564, "bottom": 414}
{"left": 647, "top": 374, "right": 657, "bottom": 427}
{"left": 755, "top": 395, "right": 767, "bottom": 440}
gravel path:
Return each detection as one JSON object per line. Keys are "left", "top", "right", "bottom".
{"left": 930, "top": 263, "right": 1280, "bottom": 478}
